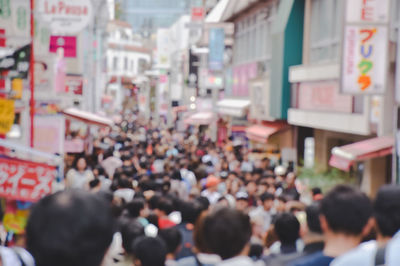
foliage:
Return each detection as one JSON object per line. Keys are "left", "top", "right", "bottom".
{"left": 297, "top": 165, "right": 356, "bottom": 193}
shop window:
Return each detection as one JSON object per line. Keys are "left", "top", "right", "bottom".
{"left": 309, "top": 0, "right": 343, "bottom": 64}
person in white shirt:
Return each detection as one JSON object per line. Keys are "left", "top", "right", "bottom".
{"left": 249, "top": 192, "right": 276, "bottom": 233}
{"left": 332, "top": 185, "right": 400, "bottom": 266}
{"left": 201, "top": 176, "right": 221, "bottom": 205}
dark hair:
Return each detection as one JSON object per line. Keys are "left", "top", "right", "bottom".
{"left": 312, "top": 187, "right": 322, "bottom": 196}
{"left": 133, "top": 236, "right": 167, "bottom": 266}
{"left": 119, "top": 218, "right": 145, "bottom": 254}
{"left": 157, "top": 197, "right": 174, "bottom": 215}
{"left": 249, "top": 243, "right": 263, "bottom": 260}
{"left": 195, "top": 196, "right": 210, "bottom": 211}
{"left": 89, "top": 178, "right": 100, "bottom": 189}
{"left": 274, "top": 212, "right": 300, "bottom": 245}
{"left": 321, "top": 185, "right": 372, "bottom": 235}
{"left": 158, "top": 228, "right": 182, "bottom": 254}
{"left": 306, "top": 203, "right": 322, "bottom": 234}
{"left": 202, "top": 208, "right": 251, "bottom": 259}
{"left": 125, "top": 198, "right": 145, "bottom": 218}
{"left": 26, "top": 191, "right": 115, "bottom": 266}
{"left": 260, "top": 192, "right": 275, "bottom": 202}
{"left": 374, "top": 185, "right": 400, "bottom": 237}
{"left": 180, "top": 200, "right": 203, "bottom": 224}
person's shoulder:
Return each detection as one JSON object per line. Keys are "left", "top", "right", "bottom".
{"left": 290, "top": 252, "right": 333, "bottom": 266}
{"left": 331, "top": 240, "right": 377, "bottom": 266}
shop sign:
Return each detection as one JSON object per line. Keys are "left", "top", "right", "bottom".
{"left": 49, "top": 36, "right": 77, "bottom": 58}
{"left": 0, "top": 98, "right": 14, "bottom": 135}
{"left": 249, "top": 76, "right": 270, "bottom": 120}
{"left": 208, "top": 28, "right": 225, "bottom": 71}
{"left": 38, "top": 0, "right": 93, "bottom": 34}
{"left": 298, "top": 81, "right": 353, "bottom": 113}
{"left": 0, "top": 157, "right": 56, "bottom": 202}
{"left": 65, "top": 74, "right": 83, "bottom": 95}
{"left": 191, "top": 7, "right": 204, "bottom": 21}
{"left": 341, "top": 0, "right": 389, "bottom": 94}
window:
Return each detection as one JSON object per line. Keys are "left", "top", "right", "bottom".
{"left": 138, "top": 58, "right": 147, "bottom": 74}
{"left": 113, "top": 56, "right": 118, "bottom": 71}
{"left": 124, "top": 57, "right": 128, "bottom": 70}
{"left": 233, "top": 2, "right": 277, "bottom": 66}
{"left": 309, "top": 0, "right": 343, "bottom": 63}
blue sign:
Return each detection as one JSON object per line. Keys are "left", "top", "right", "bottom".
{"left": 208, "top": 28, "right": 225, "bottom": 70}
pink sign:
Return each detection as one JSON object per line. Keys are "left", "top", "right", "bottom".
{"left": 34, "top": 115, "right": 65, "bottom": 154}
{"left": 49, "top": 36, "right": 77, "bottom": 58}
{"left": 297, "top": 81, "right": 353, "bottom": 113}
{"left": 232, "top": 63, "right": 257, "bottom": 97}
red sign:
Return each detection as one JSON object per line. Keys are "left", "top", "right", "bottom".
{"left": 0, "top": 158, "right": 56, "bottom": 202}
{"left": 191, "top": 7, "right": 204, "bottom": 21}
{"left": 0, "top": 29, "right": 6, "bottom": 47}
{"left": 49, "top": 36, "right": 77, "bottom": 58}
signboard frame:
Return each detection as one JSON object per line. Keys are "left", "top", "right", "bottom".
{"left": 340, "top": 0, "right": 391, "bottom": 95}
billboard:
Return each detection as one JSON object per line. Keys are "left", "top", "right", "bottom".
{"left": 208, "top": 28, "right": 225, "bottom": 71}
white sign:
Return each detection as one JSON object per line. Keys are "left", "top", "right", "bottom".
{"left": 342, "top": 25, "right": 388, "bottom": 94}
{"left": 156, "top": 28, "right": 171, "bottom": 69}
{"left": 38, "top": 0, "right": 93, "bottom": 34}
{"left": 346, "top": 0, "right": 390, "bottom": 23}
{"left": 341, "top": 0, "right": 389, "bottom": 94}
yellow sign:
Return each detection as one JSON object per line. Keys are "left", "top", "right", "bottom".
{"left": 11, "top": 79, "right": 23, "bottom": 99}
{"left": 0, "top": 99, "right": 15, "bottom": 135}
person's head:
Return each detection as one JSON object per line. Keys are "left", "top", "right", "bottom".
{"left": 312, "top": 187, "right": 323, "bottom": 201}
{"left": 132, "top": 236, "right": 167, "bottom": 266}
{"left": 320, "top": 185, "right": 373, "bottom": 237}
{"left": 125, "top": 198, "right": 146, "bottom": 218}
{"left": 305, "top": 203, "right": 322, "bottom": 235}
{"left": 373, "top": 185, "right": 400, "bottom": 238}
{"left": 202, "top": 208, "right": 252, "bottom": 260}
{"left": 275, "top": 195, "right": 288, "bottom": 213}
{"left": 260, "top": 192, "right": 275, "bottom": 211}
{"left": 274, "top": 212, "right": 300, "bottom": 246}
{"left": 236, "top": 192, "right": 249, "bottom": 212}
{"left": 286, "top": 172, "right": 296, "bottom": 187}
{"left": 246, "top": 180, "right": 257, "bottom": 196}
{"left": 119, "top": 218, "right": 145, "bottom": 254}
{"left": 156, "top": 197, "right": 174, "bottom": 216}
{"left": 26, "top": 190, "right": 115, "bottom": 266}
{"left": 158, "top": 228, "right": 182, "bottom": 256}
{"left": 76, "top": 157, "right": 88, "bottom": 171}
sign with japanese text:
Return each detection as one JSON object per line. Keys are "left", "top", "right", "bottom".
{"left": 49, "top": 36, "right": 77, "bottom": 58}
{"left": 37, "top": 0, "right": 93, "bottom": 34}
{"left": 0, "top": 157, "right": 56, "bottom": 202}
{"left": 65, "top": 74, "right": 83, "bottom": 95}
{"left": 341, "top": 0, "right": 389, "bottom": 94}
{"left": 208, "top": 28, "right": 225, "bottom": 71}
{"left": 0, "top": 98, "right": 14, "bottom": 135}
{"left": 191, "top": 7, "right": 204, "bottom": 21}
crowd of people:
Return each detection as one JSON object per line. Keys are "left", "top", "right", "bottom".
{"left": 2, "top": 113, "right": 400, "bottom": 266}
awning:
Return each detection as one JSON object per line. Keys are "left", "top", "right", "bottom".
{"left": 217, "top": 98, "right": 250, "bottom": 117}
{"left": 62, "top": 108, "right": 114, "bottom": 128}
{"left": 0, "top": 139, "right": 62, "bottom": 166}
{"left": 329, "top": 136, "right": 394, "bottom": 171}
{"left": 246, "top": 123, "right": 287, "bottom": 143}
{"left": 184, "top": 112, "right": 216, "bottom": 126}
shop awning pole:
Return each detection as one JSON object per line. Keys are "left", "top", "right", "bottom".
{"left": 29, "top": 0, "right": 35, "bottom": 147}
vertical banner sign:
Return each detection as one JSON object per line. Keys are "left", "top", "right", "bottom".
{"left": 341, "top": 0, "right": 390, "bottom": 94}
{"left": 0, "top": 157, "right": 56, "bottom": 202}
{"left": 208, "top": 28, "right": 225, "bottom": 71}
{"left": 0, "top": 98, "right": 14, "bottom": 134}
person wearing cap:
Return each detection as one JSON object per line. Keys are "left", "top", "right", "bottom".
{"left": 201, "top": 175, "right": 221, "bottom": 205}
{"left": 236, "top": 192, "right": 250, "bottom": 213}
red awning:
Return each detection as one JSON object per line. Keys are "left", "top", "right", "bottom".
{"left": 184, "top": 112, "right": 216, "bottom": 125}
{"left": 329, "top": 136, "right": 394, "bottom": 171}
{"left": 62, "top": 108, "right": 114, "bottom": 128}
{"left": 245, "top": 123, "right": 287, "bottom": 143}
